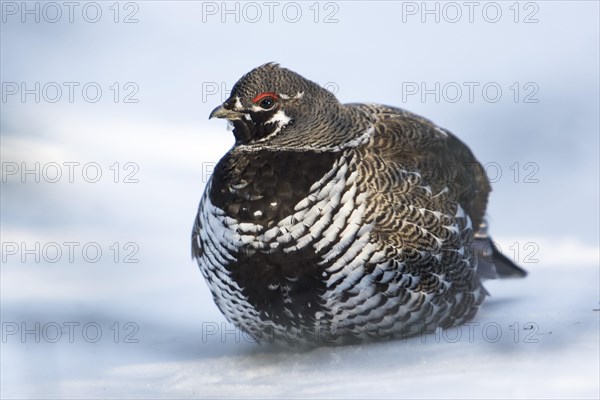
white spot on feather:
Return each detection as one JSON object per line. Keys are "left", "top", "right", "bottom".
{"left": 435, "top": 126, "right": 449, "bottom": 137}
{"left": 267, "top": 110, "right": 291, "bottom": 126}
{"left": 233, "top": 96, "right": 243, "bottom": 110}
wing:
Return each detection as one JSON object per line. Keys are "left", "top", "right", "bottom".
{"left": 351, "top": 103, "right": 491, "bottom": 231}
{"left": 348, "top": 104, "right": 493, "bottom": 309}
{"left": 346, "top": 104, "right": 527, "bottom": 288}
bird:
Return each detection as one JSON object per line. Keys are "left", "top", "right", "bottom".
{"left": 192, "top": 63, "right": 526, "bottom": 346}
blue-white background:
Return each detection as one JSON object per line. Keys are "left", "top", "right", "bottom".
{"left": 1, "top": 1, "right": 599, "bottom": 398}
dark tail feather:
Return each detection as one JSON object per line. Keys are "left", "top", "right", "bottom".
{"left": 474, "top": 237, "right": 528, "bottom": 279}
{"left": 490, "top": 240, "right": 528, "bottom": 278}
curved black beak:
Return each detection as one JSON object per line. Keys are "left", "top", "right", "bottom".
{"left": 209, "top": 104, "right": 243, "bottom": 120}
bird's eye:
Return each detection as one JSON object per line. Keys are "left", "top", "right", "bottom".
{"left": 259, "top": 97, "right": 275, "bottom": 109}
{"left": 252, "top": 92, "right": 278, "bottom": 110}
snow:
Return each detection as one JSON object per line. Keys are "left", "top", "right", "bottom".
{"left": 1, "top": 261, "right": 598, "bottom": 399}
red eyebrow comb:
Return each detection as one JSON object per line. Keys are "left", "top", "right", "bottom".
{"left": 252, "top": 92, "right": 279, "bottom": 104}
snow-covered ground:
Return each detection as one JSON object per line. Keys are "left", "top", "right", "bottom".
{"left": 2, "top": 1, "right": 599, "bottom": 398}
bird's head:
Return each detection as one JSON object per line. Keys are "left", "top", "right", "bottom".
{"left": 209, "top": 63, "right": 369, "bottom": 151}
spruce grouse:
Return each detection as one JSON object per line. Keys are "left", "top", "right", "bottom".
{"left": 192, "top": 63, "right": 526, "bottom": 346}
